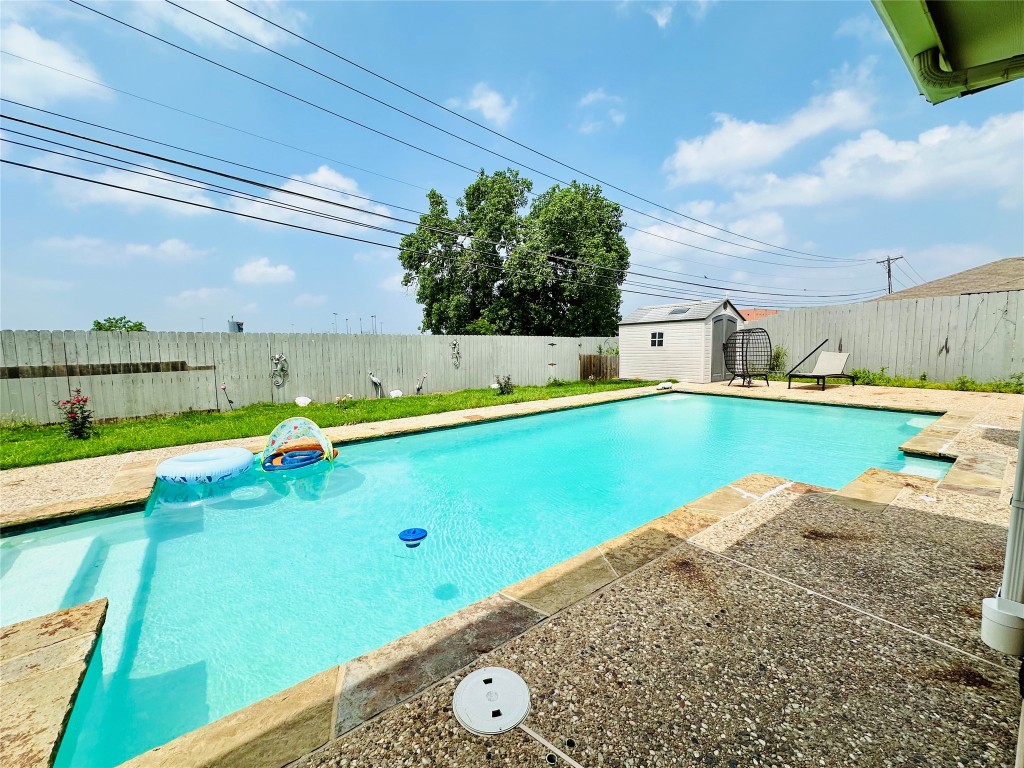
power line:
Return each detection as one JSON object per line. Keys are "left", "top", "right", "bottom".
{"left": 893, "top": 259, "right": 919, "bottom": 287}
{"left": 0, "top": 50, "right": 434, "bottom": 194}
{"left": 225, "top": 0, "right": 870, "bottom": 263}
{"left": 75, "top": 0, "right": 869, "bottom": 266}
{"left": 902, "top": 256, "right": 928, "bottom": 284}
{"left": 1, "top": 73, "right": 866, "bottom": 279}
{"left": 2, "top": 157, "right": 702, "bottom": 304}
{"left": 1, "top": 111, "right": 877, "bottom": 297}
{"left": 4, "top": 151, "right": 869, "bottom": 309}
{"left": 2, "top": 118, "right": 882, "bottom": 303}
{"left": 67, "top": 0, "right": 482, "bottom": 175}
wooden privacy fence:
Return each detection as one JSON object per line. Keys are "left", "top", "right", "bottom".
{"left": 745, "top": 291, "right": 1022, "bottom": 382}
{"left": 0, "top": 332, "right": 618, "bottom": 424}
{"left": 579, "top": 354, "right": 619, "bottom": 380}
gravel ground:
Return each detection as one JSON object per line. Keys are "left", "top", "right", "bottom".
{"left": 298, "top": 487, "right": 1019, "bottom": 768}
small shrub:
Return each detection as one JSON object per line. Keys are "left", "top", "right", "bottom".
{"left": 587, "top": 375, "right": 597, "bottom": 386}
{"left": 596, "top": 342, "right": 619, "bottom": 356}
{"left": 919, "top": 372, "right": 928, "bottom": 382}
{"left": 495, "top": 374, "right": 514, "bottom": 395}
{"left": 547, "top": 377, "right": 570, "bottom": 387}
{"left": 53, "top": 389, "right": 94, "bottom": 439}
{"left": 769, "top": 345, "right": 788, "bottom": 375}
{"left": 953, "top": 376, "right": 977, "bottom": 391}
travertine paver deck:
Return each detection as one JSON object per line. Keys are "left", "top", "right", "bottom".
{"left": 0, "top": 600, "right": 107, "bottom": 768}
{"left": 296, "top": 480, "right": 1019, "bottom": 768}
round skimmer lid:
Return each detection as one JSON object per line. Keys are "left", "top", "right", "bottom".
{"left": 452, "top": 667, "right": 531, "bottom": 736}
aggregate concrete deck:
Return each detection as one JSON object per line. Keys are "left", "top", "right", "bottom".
{"left": 0, "top": 599, "right": 107, "bottom": 768}
{"left": 296, "top": 482, "right": 1020, "bottom": 768}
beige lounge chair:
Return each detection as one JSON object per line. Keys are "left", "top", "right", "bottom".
{"left": 788, "top": 351, "right": 854, "bottom": 390}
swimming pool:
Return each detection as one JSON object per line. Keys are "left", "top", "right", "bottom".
{"left": 0, "top": 394, "right": 948, "bottom": 766}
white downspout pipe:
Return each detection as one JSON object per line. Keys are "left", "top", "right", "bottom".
{"left": 980, "top": 405, "right": 1024, "bottom": 767}
{"left": 982, "top": 406, "right": 1024, "bottom": 654}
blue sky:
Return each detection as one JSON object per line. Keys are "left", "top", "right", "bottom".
{"left": 1, "top": 0, "right": 1021, "bottom": 333}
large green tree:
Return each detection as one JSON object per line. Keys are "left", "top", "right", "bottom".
{"left": 399, "top": 171, "right": 628, "bottom": 336}
{"left": 399, "top": 170, "right": 531, "bottom": 334}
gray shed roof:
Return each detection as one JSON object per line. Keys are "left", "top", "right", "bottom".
{"left": 619, "top": 299, "right": 735, "bottom": 325}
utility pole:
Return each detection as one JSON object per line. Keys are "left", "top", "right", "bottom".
{"left": 359, "top": 317, "right": 363, "bottom": 334}
{"left": 371, "top": 314, "right": 377, "bottom": 334}
{"left": 345, "top": 318, "right": 350, "bottom": 334}
{"left": 332, "top": 312, "right": 338, "bottom": 333}
{"left": 200, "top": 317, "right": 205, "bottom": 332}
{"left": 877, "top": 255, "right": 904, "bottom": 294}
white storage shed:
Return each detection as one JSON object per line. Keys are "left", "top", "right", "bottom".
{"left": 618, "top": 299, "right": 744, "bottom": 383}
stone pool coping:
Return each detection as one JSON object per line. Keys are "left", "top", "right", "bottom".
{"left": 0, "top": 599, "right": 107, "bottom": 768}
{"left": 0, "top": 385, "right": 667, "bottom": 535}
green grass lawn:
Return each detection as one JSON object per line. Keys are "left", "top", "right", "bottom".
{"left": 0, "top": 380, "right": 652, "bottom": 470}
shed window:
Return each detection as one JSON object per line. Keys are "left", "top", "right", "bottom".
{"left": 650, "top": 332, "right": 664, "bottom": 347}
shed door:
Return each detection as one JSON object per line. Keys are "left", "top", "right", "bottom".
{"left": 711, "top": 315, "right": 737, "bottom": 382}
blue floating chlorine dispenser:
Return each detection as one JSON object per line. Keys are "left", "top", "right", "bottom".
{"left": 399, "top": 527, "right": 428, "bottom": 548}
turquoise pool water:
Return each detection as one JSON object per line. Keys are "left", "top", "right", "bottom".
{"left": 0, "top": 394, "right": 948, "bottom": 766}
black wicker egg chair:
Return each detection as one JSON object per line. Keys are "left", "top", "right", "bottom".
{"left": 723, "top": 328, "right": 772, "bottom": 387}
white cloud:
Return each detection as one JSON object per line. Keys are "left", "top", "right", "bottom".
{"left": 579, "top": 88, "right": 621, "bottom": 107}
{"left": 645, "top": 3, "right": 674, "bottom": 28}
{"left": 52, "top": 165, "right": 215, "bottom": 216}
{"left": 41, "top": 236, "right": 209, "bottom": 265}
{"left": 729, "top": 112, "right": 1024, "bottom": 212}
{"left": 293, "top": 293, "right": 327, "bottom": 307}
{"left": 166, "top": 287, "right": 232, "bottom": 307}
{"left": 577, "top": 90, "right": 627, "bottom": 134}
{"left": 0, "top": 23, "right": 111, "bottom": 105}
{"left": 686, "top": 0, "right": 717, "bottom": 20}
{"left": 233, "top": 257, "right": 295, "bottom": 284}
{"left": 662, "top": 87, "right": 873, "bottom": 186}
{"left": 626, "top": 207, "right": 792, "bottom": 273}
{"left": 447, "top": 83, "right": 518, "bottom": 128}
{"left": 379, "top": 273, "right": 406, "bottom": 293}
{"left": 228, "top": 165, "right": 391, "bottom": 235}
{"left": 127, "top": 0, "right": 307, "bottom": 49}
{"left": 835, "top": 16, "right": 890, "bottom": 45}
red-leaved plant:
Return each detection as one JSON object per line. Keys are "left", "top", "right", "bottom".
{"left": 54, "top": 389, "right": 95, "bottom": 439}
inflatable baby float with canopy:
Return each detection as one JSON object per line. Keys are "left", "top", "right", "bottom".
{"left": 261, "top": 417, "right": 338, "bottom": 472}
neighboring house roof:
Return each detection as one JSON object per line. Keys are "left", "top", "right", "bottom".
{"left": 872, "top": 0, "right": 1024, "bottom": 104}
{"left": 619, "top": 299, "right": 738, "bottom": 325}
{"left": 737, "top": 308, "right": 779, "bottom": 322}
{"left": 874, "top": 257, "right": 1024, "bottom": 302}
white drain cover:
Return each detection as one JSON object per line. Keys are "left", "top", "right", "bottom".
{"left": 452, "top": 667, "right": 531, "bottom": 736}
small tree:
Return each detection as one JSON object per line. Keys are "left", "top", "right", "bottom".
{"left": 92, "top": 316, "right": 147, "bottom": 332}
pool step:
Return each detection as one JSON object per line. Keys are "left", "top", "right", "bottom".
{"left": 0, "top": 599, "right": 107, "bottom": 768}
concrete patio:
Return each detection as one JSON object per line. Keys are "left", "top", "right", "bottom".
{"left": 296, "top": 476, "right": 1020, "bottom": 767}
